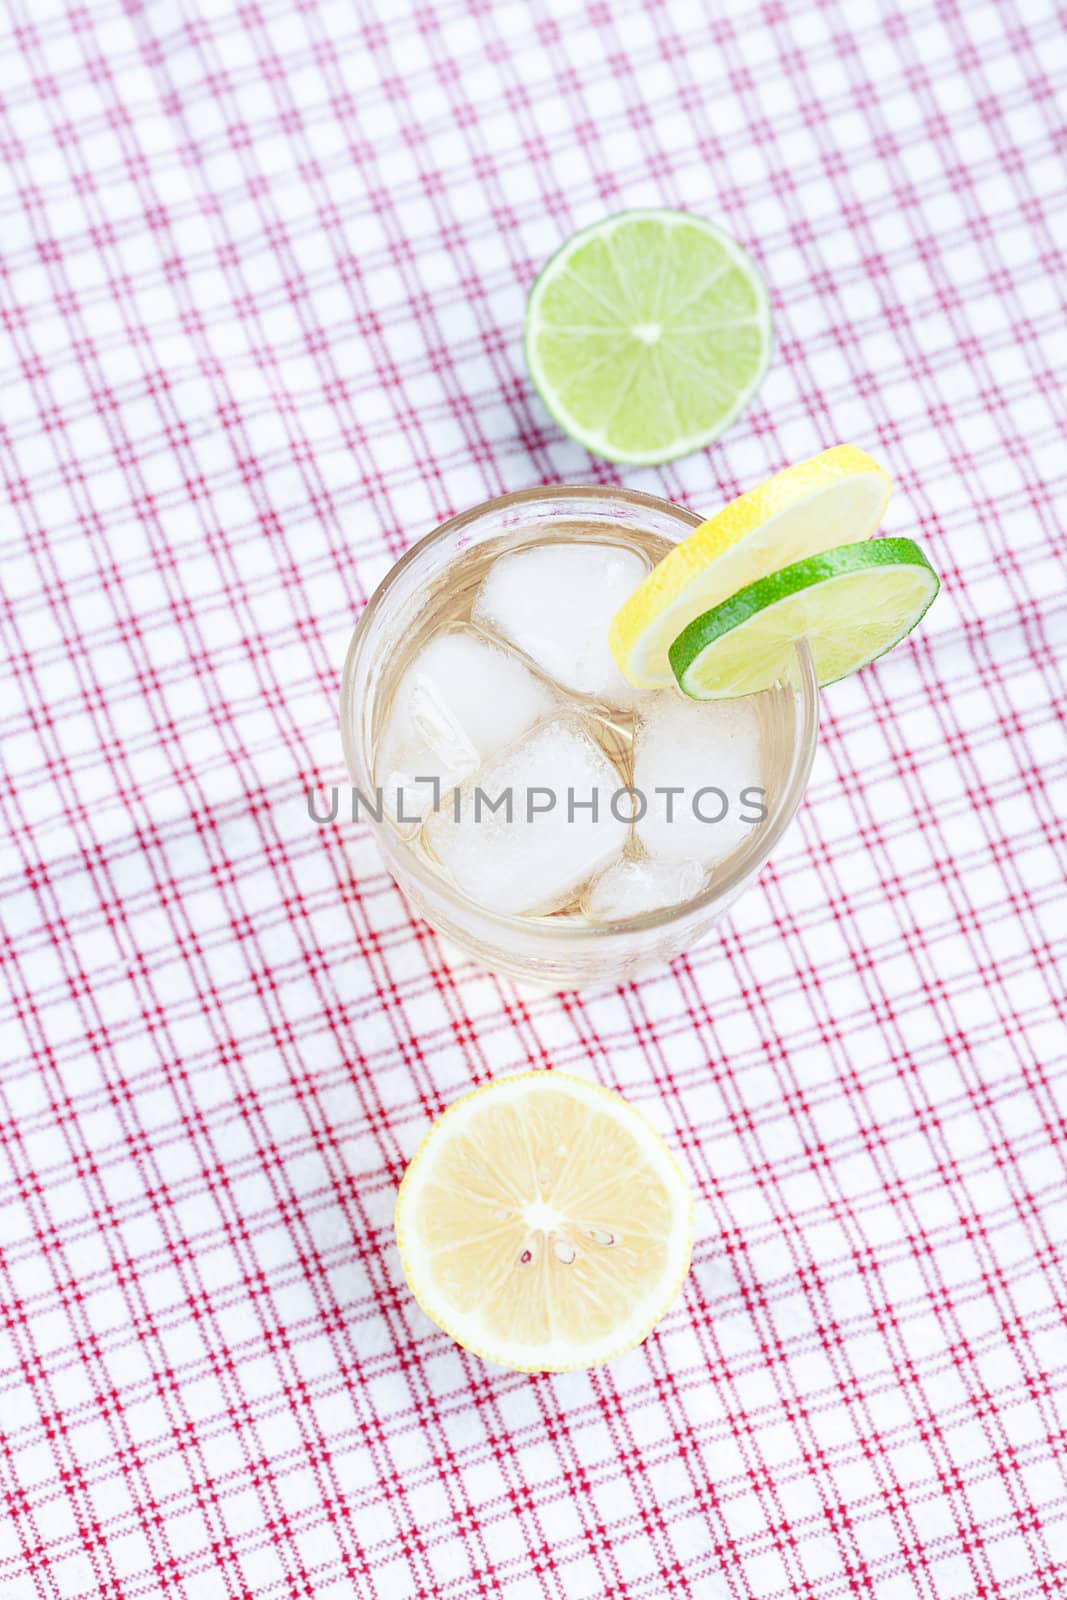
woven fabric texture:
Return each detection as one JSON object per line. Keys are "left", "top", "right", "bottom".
{"left": 1, "top": 1, "right": 1065, "bottom": 1596}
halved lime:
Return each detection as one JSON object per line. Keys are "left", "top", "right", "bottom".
{"left": 670, "top": 539, "right": 940, "bottom": 700}
{"left": 525, "top": 209, "right": 772, "bottom": 465}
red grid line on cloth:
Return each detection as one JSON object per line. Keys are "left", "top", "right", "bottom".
{"left": 1, "top": 0, "right": 1066, "bottom": 1597}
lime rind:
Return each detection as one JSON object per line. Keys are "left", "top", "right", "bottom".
{"left": 525, "top": 209, "right": 773, "bottom": 466}
{"left": 669, "top": 537, "right": 940, "bottom": 700}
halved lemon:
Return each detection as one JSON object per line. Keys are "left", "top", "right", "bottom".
{"left": 609, "top": 444, "right": 892, "bottom": 687}
{"left": 394, "top": 1072, "right": 693, "bottom": 1372}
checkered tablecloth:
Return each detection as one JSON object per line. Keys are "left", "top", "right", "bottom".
{"left": 2, "top": 0, "right": 1066, "bottom": 1595}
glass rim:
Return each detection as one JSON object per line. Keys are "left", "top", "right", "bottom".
{"left": 339, "top": 483, "right": 820, "bottom": 941}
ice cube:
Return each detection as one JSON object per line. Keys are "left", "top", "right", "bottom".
{"left": 424, "top": 716, "right": 630, "bottom": 915}
{"left": 583, "top": 857, "right": 706, "bottom": 924}
{"left": 375, "top": 629, "right": 555, "bottom": 828}
{"left": 633, "top": 693, "right": 765, "bottom": 868}
{"left": 472, "top": 540, "right": 649, "bottom": 705}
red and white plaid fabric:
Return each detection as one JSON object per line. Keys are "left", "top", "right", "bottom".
{"left": 2, "top": 0, "right": 1066, "bottom": 1595}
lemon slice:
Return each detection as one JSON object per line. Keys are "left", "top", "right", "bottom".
{"left": 671, "top": 538, "right": 940, "bottom": 699}
{"left": 394, "top": 1072, "right": 693, "bottom": 1372}
{"left": 610, "top": 444, "right": 892, "bottom": 687}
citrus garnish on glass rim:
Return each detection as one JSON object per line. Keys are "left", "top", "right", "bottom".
{"left": 669, "top": 537, "right": 940, "bottom": 700}
{"left": 609, "top": 444, "right": 892, "bottom": 688}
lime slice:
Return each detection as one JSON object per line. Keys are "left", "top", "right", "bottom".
{"left": 609, "top": 444, "right": 891, "bottom": 687}
{"left": 525, "top": 209, "right": 772, "bottom": 465}
{"left": 670, "top": 538, "right": 940, "bottom": 700}
{"left": 394, "top": 1072, "right": 693, "bottom": 1373}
